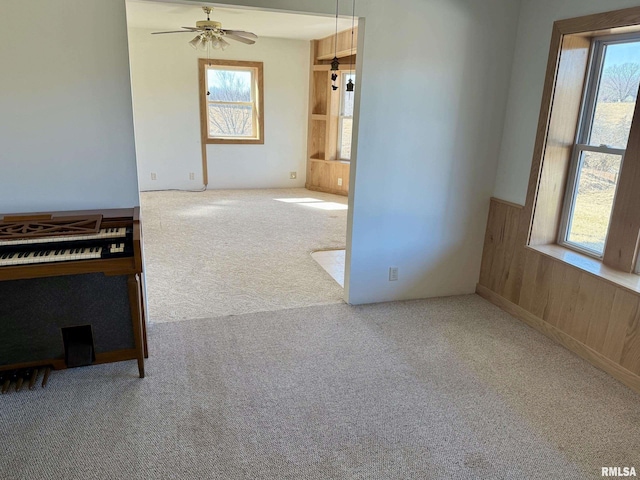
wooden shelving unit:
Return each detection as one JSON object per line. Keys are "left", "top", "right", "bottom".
{"left": 305, "top": 29, "right": 357, "bottom": 197}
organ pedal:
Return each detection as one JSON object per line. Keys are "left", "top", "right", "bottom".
{"left": 0, "top": 366, "right": 53, "bottom": 393}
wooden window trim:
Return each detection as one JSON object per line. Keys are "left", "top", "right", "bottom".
{"left": 525, "top": 6, "right": 640, "bottom": 277}
{"left": 198, "top": 59, "right": 264, "bottom": 145}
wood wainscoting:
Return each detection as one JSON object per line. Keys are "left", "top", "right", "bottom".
{"left": 477, "top": 197, "right": 640, "bottom": 393}
{"left": 307, "top": 159, "right": 350, "bottom": 196}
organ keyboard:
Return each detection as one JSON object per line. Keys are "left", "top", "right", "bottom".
{"left": 0, "top": 208, "right": 147, "bottom": 379}
{"left": 0, "top": 243, "right": 126, "bottom": 267}
{"left": 0, "top": 227, "right": 128, "bottom": 246}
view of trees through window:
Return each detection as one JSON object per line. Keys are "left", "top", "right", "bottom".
{"left": 566, "top": 39, "right": 640, "bottom": 254}
{"left": 206, "top": 68, "right": 254, "bottom": 137}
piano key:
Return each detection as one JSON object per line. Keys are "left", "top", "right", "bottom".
{"left": 0, "top": 247, "right": 103, "bottom": 266}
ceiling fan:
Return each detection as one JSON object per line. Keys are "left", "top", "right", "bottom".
{"left": 151, "top": 6, "right": 257, "bottom": 50}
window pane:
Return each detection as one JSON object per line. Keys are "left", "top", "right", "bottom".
{"left": 588, "top": 41, "right": 640, "bottom": 149}
{"left": 207, "top": 69, "right": 252, "bottom": 102}
{"left": 208, "top": 104, "right": 254, "bottom": 137}
{"left": 340, "top": 118, "right": 352, "bottom": 159}
{"left": 567, "top": 150, "right": 622, "bottom": 254}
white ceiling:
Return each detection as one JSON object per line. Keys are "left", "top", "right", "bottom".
{"left": 125, "top": 1, "right": 355, "bottom": 41}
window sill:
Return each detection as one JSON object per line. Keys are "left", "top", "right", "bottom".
{"left": 526, "top": 244, "right": 640, "bottom": 294}
{"left": 205, "top": 138, "right": 264, "bottom": 145}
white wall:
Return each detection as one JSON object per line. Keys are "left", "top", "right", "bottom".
{"left": 493, "top": 0, "right": 640, "bottom": 205}
{"left": 194, "top": 0, "right": 521, "bottom": 304}
{"left": 0, "top": 0, "right": 139, "bottom": 213}
{"left": 127, "top": 28, "right": 309, "bottom": 190}
{"left": 347, "top": 0, "right": 521, "bottom": 303}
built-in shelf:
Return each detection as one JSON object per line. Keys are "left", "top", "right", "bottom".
{"left": 310, "top": 157, "right": 350, "bottom": 165}
{"left": 306, "top": 31, "right": 354, "bottom": 197}
{"left": 317, "top": 49, "right": 357, "bottom": 61}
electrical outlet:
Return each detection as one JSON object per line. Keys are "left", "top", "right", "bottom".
{"left": 337, "top": 177, "right": 343, "bottom": 186}
{"left": 189, "top": 172, "right": 195, "bottom": 180}
{"left": 290, "top": 171, "right": 297, "bottom": 180}
{"left": 389, "top": 267, "right": 399, "bottom": 282}
{"left": 151, "top": 173, "right": 157, "bottom": 180}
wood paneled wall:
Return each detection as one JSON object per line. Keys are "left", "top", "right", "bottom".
{"left": 316, "top": 27, "right": 358, "bottom": 61}
{"left": 478, "top": 198, "right": 640, "bottom": 393}
{"left": 307, "top": 159, "right": 349, "bottom": 196}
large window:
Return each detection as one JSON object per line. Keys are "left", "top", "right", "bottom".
{"left": 528, "top": 8, "right": 640, "bottom": 275}
{"left": 198, "top": 59, "right": 264, "bottom": 144}
{"left": 560, "top": 35, "right": 640, "bottom": 257}
{"left": 339, "top": 72, "right": 355, "bottom": 160}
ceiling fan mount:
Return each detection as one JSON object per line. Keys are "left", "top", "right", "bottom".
{"left": 195, "top": 7, "right": 221, "bottom": 31}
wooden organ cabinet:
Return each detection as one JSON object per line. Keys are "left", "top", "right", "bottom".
{"left": 306, "top": 27, "right": 357, "bottom": 196}
{"left": 0, "top": 208, "right": 148, "bottom": 381}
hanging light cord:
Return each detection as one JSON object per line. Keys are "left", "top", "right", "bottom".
{"left": 334, "top": 0, "right": 339, "bottom": 59}
{"left": 350, "top": 0, "right": 355, "bottom": 75}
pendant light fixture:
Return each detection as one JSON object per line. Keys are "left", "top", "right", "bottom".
{"left": 331, "top": 0, "right": 340, "bottom": 91}
{"left": 346, "top": 0, "right": 356, "bottom": 92}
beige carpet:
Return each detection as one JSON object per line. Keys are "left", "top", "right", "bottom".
{"left": 140, "top": 188, "right": 347, "bottom": 323}
{"left": 2, "top": 295, "right": 639, "bottom": 479}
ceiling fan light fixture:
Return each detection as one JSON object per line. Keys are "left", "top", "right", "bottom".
{"left": 189, "top": 35, "right": 201, "bottom": 49}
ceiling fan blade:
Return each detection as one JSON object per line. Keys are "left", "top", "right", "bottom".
{"left": 222, "top": 30, "right": 258, "bottom": 39}
{"left": 180, "top": 26, "right": 199, "bottom": 31}
{"left": 152, "top": 30, "right": 198, "bottom": 35}
{"left": 224, "top": 34, "right": 256, "bottom": 45}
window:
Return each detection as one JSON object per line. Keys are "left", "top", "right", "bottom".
{"left": 522, "top": 7, "right": 640, "bottom": 276}
{"left": 198, "top": 59, "right": 264, "bottom": 144}
{"left": 528, "top": 8, "right": 640, "bottom": 275}
{"left": 560, "top": 35, "right": 640, "bottom": 257}
{"left": 339, "top": 72, "right": 355, "bottom": 160}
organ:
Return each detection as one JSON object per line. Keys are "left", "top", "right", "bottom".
{"left": 0, "top": 208, "right": 148, "bottom": 380}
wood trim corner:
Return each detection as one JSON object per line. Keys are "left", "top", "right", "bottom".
{"left": 522, "top": 25, "right": 563, "bottom": 247}
{"left": 555, "top": 6, "right": 640, "bottom": 35}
